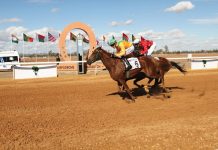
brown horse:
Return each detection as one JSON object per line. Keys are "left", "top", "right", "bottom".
{"left": 148, "top": 57, "right": 186, "bottom": 87}
{"left": 118, "top": 56, "right": 186, "bottom": 94}
{"left": 133, "top": 57, "right": 187, "bottom": 92}
{"left": 87, "top": 47, "right": 161, "bottom": 102}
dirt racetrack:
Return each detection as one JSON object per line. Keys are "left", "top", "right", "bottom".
{"left": 0, "top": 69, "right": 218, "bottom": 149}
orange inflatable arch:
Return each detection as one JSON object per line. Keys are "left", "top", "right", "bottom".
{"left": 58, "top": 22, "right": 96, "bottom": 61}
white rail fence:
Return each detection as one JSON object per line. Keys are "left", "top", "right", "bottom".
{"left": 12, "top": 55, "right": 218, "bottom": 70}
{"left": 1, "top": 55, "right": 218, "bottom": 79}
{"left": 3, "top": 55, "right": 218, "bottom": 65}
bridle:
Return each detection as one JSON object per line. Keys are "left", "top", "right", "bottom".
{"left": 95, "top": 47, "right": 101, "bottom": 61}
{"left": 88, "top": 47, "right": 101, "bottom": 64}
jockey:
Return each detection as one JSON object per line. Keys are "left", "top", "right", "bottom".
{"left": 132, "top": 38, "right": 141, "bottom": 55}
{"left": 133, "top": 37, "right": 156, "bottom": 56}
{"left": 108, "top": 37, "right": 134, "bottom": 71}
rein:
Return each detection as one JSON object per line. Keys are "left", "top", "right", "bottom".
{"left": 97, "top": 48, "right": 116, "bottom": 60}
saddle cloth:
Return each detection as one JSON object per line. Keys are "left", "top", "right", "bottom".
{"left": 125, "top": 58, "right": 141, "bottom": 70}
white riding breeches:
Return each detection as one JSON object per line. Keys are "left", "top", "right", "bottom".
{"left": 147, "top": 42, "right": 156, "bottom": 56}
{"left": 125, "top": 45, "right": 134, "bottom": 55}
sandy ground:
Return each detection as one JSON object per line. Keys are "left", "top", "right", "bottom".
{"left": 0, "top": 69, "right": 218, "bottom": 149}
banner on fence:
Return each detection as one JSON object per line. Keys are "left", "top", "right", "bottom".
{"left": 191, "top": 59, "right": 218, "bottom": 70}
{"left": 13, "top": 65, "right": 57, "bottom": 79}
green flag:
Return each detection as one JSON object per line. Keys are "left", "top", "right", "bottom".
{"left": 12, "top": 34, "right": 19, "bottom": 44}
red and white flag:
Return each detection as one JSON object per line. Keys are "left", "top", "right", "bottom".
{"left": 122, "top": 33, "right": 129, "bottom": 41}
{"left": 48, "top": 32, "right": 56, "bottom": 42}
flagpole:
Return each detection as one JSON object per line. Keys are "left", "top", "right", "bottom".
{"left": 58, "top": 33, "right": 61, "bottom": 57}
{"left": 23, "top": 40, "right": 25, "bottom": 62}
{"left": 35, "top": 33, "right": 37, "bottom": 62}
{"left": 69, "top": 33, "right": 71, "bottom": 60}
{"left": 11, "top": 36, "right": 12, "bottom": 51}
{"left": 47, "top": 32, "right": 49, "bottom": 62}
{"left": 22, "top": 33, "right": 24, "bottom": 62}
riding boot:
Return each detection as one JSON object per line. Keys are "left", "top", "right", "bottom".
{"left": 122, "top": 57, "right": 132, "bottom": 71}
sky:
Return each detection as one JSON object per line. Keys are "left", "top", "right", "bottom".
{"left": 0, "top": 0, "right": 218, "bottom": 54}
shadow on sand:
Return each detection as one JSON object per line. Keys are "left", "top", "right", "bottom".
{"left": 106, "top": 85, "right": 185, "bottom": 100}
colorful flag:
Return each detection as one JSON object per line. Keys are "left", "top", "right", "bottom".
{"left": 132, "top": 34, "right": 136, "bottom": 42}
{"left": 141, "top": 36, "right": 145, "bottom": 41}
{"left": 122, "top": 33, "right": 128, "bottom": 41}
{"left": 70, "top": 32, "right": 76, "bottom": 41}
{"left": 48, "top": 32, "right": 56, "bottom": 42}
{"left": 12, "top": 34, "right": 19, "bottom": 44}
{"left": 83, "top": 35, "right": 89, "bottom": 43}
{"left": 37, "top": 33, "right": 45, "bottom": 42}
{"left": 23, "top": 34, "right": 33, "bottom": 42}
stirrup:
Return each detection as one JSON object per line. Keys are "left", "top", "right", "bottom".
{"left": 126, "top": 65, "right": 132, "bottom": 71}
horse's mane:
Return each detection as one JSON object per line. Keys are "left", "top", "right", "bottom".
{"left": 97, "top": 46, "right": 114, "bottom": 56}
{"left": 98, "top": 45, "right": 115, "bottom": 54}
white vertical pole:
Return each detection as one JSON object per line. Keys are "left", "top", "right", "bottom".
{"left": 11, "top": 35, "right": 12, "bottom": 51}
{"left": 22, "top": 34, "right": 25, "bottom": 62}
{"left": 58, "top": 33, "right": 61, "bottom": 57}
{"left": 70, "top": 40, "right": 72, "bottom": 61}
{"left": 35, "top": 33, "right": 37, "bottom": 62}
{"left": 13, "top": 66, "right": 15, "bottom": 80}
{"left": 47, "top": 32, "right": 49, "bottom": 62}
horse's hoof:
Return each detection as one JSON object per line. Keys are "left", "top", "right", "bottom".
{"left": 147, "top": 95, "right": 151, "bottom": 98}
{"left": 126, "top": 99, "right": 135, "bottom": 103}
{"left": 162, "top": 88, "right": 169, "bottom": 93}
{"left": 163, "top": 93, "right": 171, "bottom": 98}
{"left": 166, "top": 94, "right": 171, "bottom": 98}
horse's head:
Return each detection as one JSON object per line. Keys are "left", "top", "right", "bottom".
{"left": 87, "top": 46, "right": 102, "bottom": 65}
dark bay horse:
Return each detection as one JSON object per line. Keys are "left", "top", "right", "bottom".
{"left": 130, "top": 43, "right": 187, "bottom": 90}
{"left": 87, "top": 47, "right": 161, "bottom": 102}
{"left": 118, "top": 56, "right": 186, "bottom": 93}
{"left": 148, "top": 57, "right": 186, "bottom": 87}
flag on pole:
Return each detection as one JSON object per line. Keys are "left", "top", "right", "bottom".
{"left": 12, "top": 34, "right": 19, "bottom": 44}
{"left": 37, "top": 33, "right": 45, "bottom": 42}
{"left": 132, "top": 34, "right": 136, "bottom": 42}
{"left": 23, "top": 34, "right": 33, "bottom": 42}
{"left": 122, "top": 33, "right": 128, "bottom": 41}
{"left": 70, "top": 32, "right": 76, "bottom": 41}
{"left": 83, "top": 35, "right": 89, "bottom": 43}
{"left": 48, "top": 32, "right": 56, "bottom": 42}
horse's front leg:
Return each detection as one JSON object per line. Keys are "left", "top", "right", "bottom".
{"left": 146, "top": 78, "right": 159, "bottom": 97}
{"left": 119, "top": 80, "right": 136, "bottom": 102}
{"left": 147, "top": 77, "right": 154, "bottom": 88}
{"left": 161, "top": 76, "right": 169, "bottom": 93}
{"left": 117, "top": 81, "right": 124, "bottom": 93}
{"left": 133, "top": 72, "right": 146, "bottom": 88}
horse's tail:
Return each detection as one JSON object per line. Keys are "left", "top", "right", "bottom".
{"left": 170, "top": 61, "right": 187, "bottom": 74}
